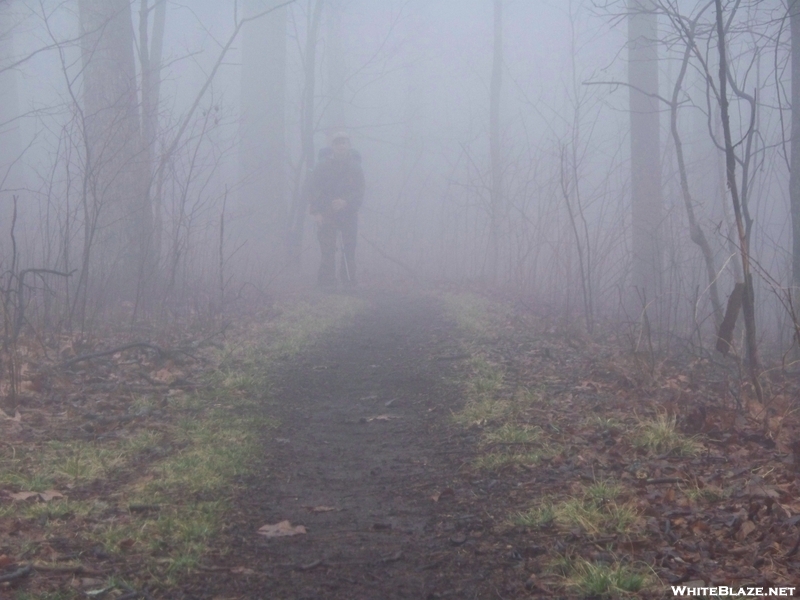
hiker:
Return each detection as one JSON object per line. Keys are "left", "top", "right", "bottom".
{"left": 308, "top": 131, "right": 365, "bottom": 289}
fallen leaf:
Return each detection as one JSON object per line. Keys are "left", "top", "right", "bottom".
{"left": 691, "top": 520, "right": 709, "bottom": 534}
{"left": 153, "top": 368, "right": 183, "bottom": 385}
{"left": 38, "top": 490, "right": 64, "bottom": 502}
{"left": 744, "top": 482, "right": 780, "bottom": 499}
{"left": 257, "top": 520, "right": 307, "bottom": 538}
{"left": 736, "top": 520, "right": 757, "bottom": 541}
{"left": 59, "top": 339, "right": 76, "bottom": 359}
{"left": 0, "top": 409, "right": 21, "bottom": 422}
{"left": 118, "top": 539, "right": 136, "bottom": 551}
{"left": 0, "top": 555, "right": 13, "bottom": 568}
{"left": 432, "top": 488, "right": 455, "bottom": 502}
{"left": 9, "top": 492, "right": 39, "bottom": 501}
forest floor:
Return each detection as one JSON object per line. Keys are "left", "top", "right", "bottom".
{"left": 1, "top": 287, "right": 800, "bottom": 599}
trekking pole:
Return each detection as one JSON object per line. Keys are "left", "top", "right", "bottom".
{"left": 339, "top": 232, "right": 351, "bottom": 283}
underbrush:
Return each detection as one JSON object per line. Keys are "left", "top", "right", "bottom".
{"left": 438, "top": 289, "right": 800, "bottom": 597}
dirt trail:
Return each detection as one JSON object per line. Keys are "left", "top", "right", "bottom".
{"left": 183, "top": 292, "right": 494, "bottom": 599}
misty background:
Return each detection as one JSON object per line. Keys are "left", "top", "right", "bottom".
{"left": 0, "top": 0, "right": 797, "bottom": 359}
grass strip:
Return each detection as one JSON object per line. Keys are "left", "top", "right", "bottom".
{"left": 0, "top": 295, "right": 368, "bottom": 595}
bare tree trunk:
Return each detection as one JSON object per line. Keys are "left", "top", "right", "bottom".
{"left": 139, "top": 0, "right": 167, "bottom": 268}
{"left": 78, "top": 0, "right": 150, "bottom": 303}
{"left": 488, "top": 0, "right": 503, "bottom": 284}
{"left": 0, "top": 0, "right": 22, "bottom": 252}
{"left": 240, "top": 0, "right": 288, "bottom": 265}
{"left": 669, "top": 19, "right": 723, "bottom": 329}
{"left": 713, "top": 0, "right": 762, "bottom": 402}
{"left": 325, "top": 0, "right": 346, "bottom": 130}
{"left": 288, "top": 0, "right": 324, "bottom": 262}
{"left": 628, "top": 0, "right": 662, "bottom": 302}
{"left": 790, "top": 0, "right": 800, "bottom": 290}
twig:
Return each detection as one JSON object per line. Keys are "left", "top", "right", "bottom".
{"left": 641, "top": 477, "right": 684, "bottom": 485}
{"left": 59, "top": 342, "right": 166, "bottom": 369}
{"left": 379, "top": 551, "right": 403, "bottom": 563}
{"left": 30, "top": 562, "right": 106, "bottom": 576}
{"left": 297, "top": 559, "right": 323, "bottom": 571}
{"left": 0, "top": 564, "right": 31, "bottom": 583}
{"left": 14, "top": 268, "right": 75, "bottom": 340}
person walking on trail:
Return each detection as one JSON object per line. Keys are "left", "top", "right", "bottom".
{"left": 308, "top": 131, "right": 365, "bottom": 289}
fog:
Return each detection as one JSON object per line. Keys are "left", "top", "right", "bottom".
{"left": 0, "top": 0, "right": 796, "bottom": 355}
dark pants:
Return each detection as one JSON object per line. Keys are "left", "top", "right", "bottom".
{"left": 317, "top": 212, "right": 358, "bottom": 286}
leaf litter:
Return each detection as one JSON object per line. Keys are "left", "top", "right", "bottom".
{"left": 438, "top": 294, "right": 800, "bottom": 596}
{"left": 3, "top": 293, "right": 800, "bottom": 598}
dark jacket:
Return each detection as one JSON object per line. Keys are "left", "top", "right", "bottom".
{"left": 307, "top": 150, "right": 365, "bottom": 216}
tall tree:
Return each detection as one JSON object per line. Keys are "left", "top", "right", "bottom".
{"left": 288, "top": 0, "right": 324, "bottom": 262}
{"left": 325, "top": 0, "right": 346, "bottom": 130}
{"left": 713, "top": 0, "right": 762, "bottom": 401}
{"left": 488, "top": 0, "right": 503, "bottom": 283}
{"left": 139, "top": 0, "right": 167, "bottom": 263}
{"left": 0, "top": 0, "right": 22, "bottom": 250}
{"left": 628, "top": 0, "right": 662, "bottom": 300}
{"left": 239, "top": 0, "right": 288, "bottom": 260}
{"left": 78, "top": 0, "right": 150, "bottom": 297}
{"left": 790, "top": 0, "right": 800, "bottom": 290}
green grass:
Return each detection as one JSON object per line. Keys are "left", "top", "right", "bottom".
{"left": 567, "top": 558, "right": 650, "bottom": 596}
{"left": 484, "top": 423, "right": 542, "bottom": 444}
{"left": 682, "top": 480, "right": 728, "bottom": 503}
{"left": 469, "top": 358, "right": 505, "bottom": 396}
{"left": 513, "top": 503, "right": 555, "bottom": 527}
{"left": 592, "top": 415, "right": 625, "bottom": 433}
{"left": 16, "top": 499, "right": 93, "bottom": 523}
{"left": 123, "top": 429, "right": 165, "bottom": 454}
{"left": 585, "top": 480, "right": 623, "bottom": 504}
{"left": 516, "top": 482, "right": 638, "bottom": 536}
{"left": 633, "top": 413, "right": 700, "bottom": 456}
{"left": 0, "top": 437, "right": 144, "bottom": 492}
{"left": 513, "top": 386, "right": 546, "bottom": 407}
{"left": 439, "top": 292, "right": 503, "bottom": 339}
{"left": 446, "top": 307, "right": 556, "bottom": 464}
{"left": 453, "top": 357, "right": 510, "bottom": 426}
{"left": 454, "top": 396, "right": 511, "bottom": 426}
{"left": 554, "top": 496, "right": 637, "bottom": 535}
{"left": 0, "top": 470, "right": 55, "bottom": 492}
{"left": 0, "top": 294, "right": 371, "bottom": 592}
{"left": 477, "top": 424, "right": 550, "bottom": 470}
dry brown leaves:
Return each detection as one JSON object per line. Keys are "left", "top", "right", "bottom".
{"left": 456, "top": 308, "right": 800, "bottom": 591}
